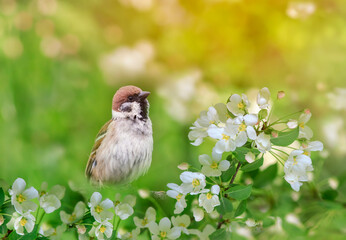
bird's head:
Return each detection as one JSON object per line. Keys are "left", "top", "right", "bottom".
{"left": 112, "top": 85, "right": 150, "bottom": 120}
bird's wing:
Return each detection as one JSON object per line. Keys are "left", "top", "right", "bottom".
{"left": 85, "top": 119, "right": 113, "bottom": 178}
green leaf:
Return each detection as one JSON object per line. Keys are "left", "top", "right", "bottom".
{"left": 241, "top": 158, "right": 263, "bottom": 172}
{"left": 209, "top": 229, "right": 229, "bottom": 240}
{"left": 0, "top": 188, "right": 4, "bottom": 206}
{"left": 233, "top": 147, "right": 260, "bottom": 163}
{"left": 254, "top": 163, "right": 278, "bottom": 187}
{"left": 216, "top": 197, "right": 233, "bottom": 215}
{"left": 225, "top": 185, "right": 252, "bottom": 200}
{"left": 270, "top": 127, "right": 299, "bottom": 146}
{"left": 262, "top": 217, "right": 276, "bottom": 227}
{"left": 234, "top": 200, "right": 247, "bottom": 217}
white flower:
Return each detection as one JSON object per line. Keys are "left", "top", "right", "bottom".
{"left": 9, "top": 178, "right": 38, "bottom": 213}
{"left": 227, "top": 94, "right": 250, "bottom": 116}
{"left": 245, "top": 152, "right": 256, "bottom": 163}
{"left": 188, "top": 104, "right": 228, "bottom": 146}
{"left": 284, "top": 150, "right": 313, "bottom": 176}
{"left": 120, "top": 228, "right": 140, "bottom": 240}
{"left": 284, "top": 172, "right": 304, "bottom": 192}
{"left": 199, "top": 153, "right": 230, "bottom": 177}
{"left": 39, "top": 184, "right": 65, "bottom": 214}
{"left": 60, "top": 201, "right": 86, "bottom": 224}
{"left": 89, "top": 220, "right": 113, "bottom": 240}
{"left": 300, "top": 141, "right": 323, "bottom": 156}
{"left": 287, "top": 119, "right": 298, "bottom": 129}
{"left": 255, "top": 132, "right": 271, "bottom": 153}
{"left": 245, "top": 219, "right": 257, "bottom": 227}
{"left": 189, "top": 224, "right": 215, "bottom": 240}
{"left": 232, "top": 114, "right": 258, "bottom": 146}
{"left": 10, "top": 212, "right": 35, "bottom": 235}
{"left": 40, "top": 225, "right": 66, "bottom": 240}
{"left": 88, "top": 192, "right": 114, "bottom": 222}
{"left": 149, "top": 217, "right": 181, "bottom": 240}
{"left": 114, "top": 194, "right": 135, "bottom": 220}
{"left": 298, "top": 111, "right": 313, "bottom": 140}
{"left": 192, "top": 207, "right": 204, "bottom": 222}
{"left": 207, "top": 121, "right": 237, "bottom": 154}
{"left": 134, "top": 207, "right": 156, "bottom": 228}
{"left": 171, "top": 215, "right": 190, "bottom": 235}
{"left": 167, "top": 184, "right": 187, "bottom": 214}
{"left": 198, "top": 185, "right": 221, "bottom": 213}
{"left": 257, "top": 87, "right": 271, "bottom": 109}
{"left": 180, "top": 172, "right": 207, "bottom": 195}
{"left": 284, "top": 150, "right": 313, "bottom": 191}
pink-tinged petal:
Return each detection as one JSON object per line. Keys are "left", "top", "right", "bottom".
{"left": 12, "top": 178, "right": 26, "bottom": 194}
{"left": 90, "top": 192, "right": 102, "bottom": 205}
{"left": 299, "top": 112, "right": 311, "bottom": 124}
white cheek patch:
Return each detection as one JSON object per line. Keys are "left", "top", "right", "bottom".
{"left": 112, "top": 102, "right": 141, "bottom": 119}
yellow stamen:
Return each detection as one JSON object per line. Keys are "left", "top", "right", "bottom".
{"left": 192, "top": 178, "right": 200, "bottom": 187}
{"left": 176, "top": 193, "right": 183, "bottom": 202}
{"left": 160, "top": 231, "right": 167, "bottom": 238}
{"left": 206, "top": 193, "right": 213, "bottom": 200}
{"left": 17, "top": 194, "right": 26, "bottom": 203}
{"left": 299, "top": 122, "right": 305, "bottom": 129}
{"left": 222, "top": 134, "right": 230, "bottom": 141}
{"left": 20, "top": 218, "right": 27, "bottom": 227}
{"left": 99, "top": 225, "right": 106, "bottom": 233}
{"left": 141, "top": 217, "right": 148, "bottom": 226}
{"left": 293, "top": 157, "right": 298, "bottom": 166}
{"left": 210, "top": 161, "right": 218, "bottom": 169}
{"left": 95, "top": 205, "right": 103, "bottom": 213}
{"left": 237, "top": 102, "right": 245, "bottom": 109}
{"left": 114, "top": 200, "right": 120, "bottom": 207}
{"left": 69, "top": 213, "right": 76, "bottom": 222}
{"left": 238, "top": 123, "right": 246, "bottom": 132}
{"left": 303, "top": 151, "right": 310, "bottom": 156}
{"left": 179, "top": 223, "right": 186, "bottom": 227}
{"left": 209, "top": 120, "right": 215, "bottom": 124}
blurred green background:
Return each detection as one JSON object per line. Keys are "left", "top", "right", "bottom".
{"left": 0, "top": 0, "right": 345, "bottom": 239}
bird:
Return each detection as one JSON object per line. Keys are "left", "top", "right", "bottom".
{"left": 85, "top": 85, "right": 153, "bottom": 185}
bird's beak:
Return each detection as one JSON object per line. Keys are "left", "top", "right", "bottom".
{"left": 138, "top": 91, "right": 150, "bottom": 99}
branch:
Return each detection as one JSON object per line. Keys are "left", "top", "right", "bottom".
{"left": 230, "top": 162, "right": 241, "bottom": 184}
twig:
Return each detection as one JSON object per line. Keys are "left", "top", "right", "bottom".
{"left": 230, "top": 162, "right": 241, "bottom": 184}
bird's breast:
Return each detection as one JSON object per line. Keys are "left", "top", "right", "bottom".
{"left": 95, "top": 118, "right": 153, "bottom": 183}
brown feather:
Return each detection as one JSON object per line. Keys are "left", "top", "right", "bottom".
{"left": 85, "top": 119, "right": 113, "bottom": 178}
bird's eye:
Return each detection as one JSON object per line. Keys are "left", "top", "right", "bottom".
{"left": 128, "top": 96, "right": 134, "bottom": 101}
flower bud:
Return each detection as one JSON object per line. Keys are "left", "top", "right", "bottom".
{"left": 271, "top": 131, "right": 279, "bottom": 138}
{"left": 138, "top": 189, "right": 150, "bottom": 199}
{"left": 245, "top": 152, "right": 255, "bottom": 163}
{"left": 304, "top": 108, "right": 311, "bottom": 114}
{"left": 77, "top": 225, "right": 86, "bottom": 234}
{"left": 0, "top": 215, "right": 4, "bottom": 226}
{"left": 277, "top": 91, "right": 285, "bottom": 99}
{"left": 177, "top": 162, "right": 189, "bottom": 170}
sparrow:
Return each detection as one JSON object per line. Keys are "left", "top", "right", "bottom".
{"left": 85, "top": 85, "right": 153, "bottom": 184}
